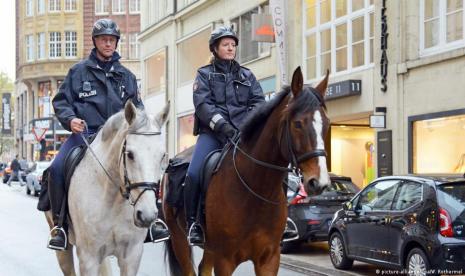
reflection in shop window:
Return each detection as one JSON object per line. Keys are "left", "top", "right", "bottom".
{"left": 177, "top": 28, "right": 211, "bottom": 86}
{"left": 413, "top": 113, "right": 465, "bottom": 173}
{"left": 145, "top": 48, "right": 166, "bottom": 95}
{"left": 177, "top": 114, "right": 197, "bottom": 153}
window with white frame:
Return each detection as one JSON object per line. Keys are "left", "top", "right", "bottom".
{"left": 118, "top": 33, "right": 126, "bottom": 58}
{"left": 303, "top": 0, "right": 374, "bottom": 81}
{"left": 95, "top": 0, "right": 109, "bottom": 14}
{"left": 177, "top": 0, "right": 198, "bottom": 10}
{"left": 420, "top": 0, "right": 464, "bottom": 55}
{"left": 129, "top": 0, "right": 140, "bottom": 13}
{"left": 49, "top": 0, "right": 61, "bottom": 12}
{"left": 65, "top": 31, "right": 77, "bottom": 57}
{"left": 129, "top": 33, "right": 139, "bottom": 59}
{"left": 65, "top": 0, "right": 77, "bottom": 11}
{"left": 26, "top": 35, "right": 34, "bottom": 62}
{"left": 37, "top": 0, "right": 45, "bottom": 14}
{"left": 26, "top": 0, "right": 33, "bottom": 16}
{"left": 230, "top": 3, "right": 271, "bottom": 64}
{"left": 148, "top": 0, "right": 173, "bottom": 25}
{"left": 112, "top": 0, "right": 126, "bottom": 13}
{"left": 37, "top": 32, "right": 45, "bottom": 59}
{"left": 49, "top": 32, "right": 61, "bottom": 58}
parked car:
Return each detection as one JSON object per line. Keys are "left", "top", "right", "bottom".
{"left": 25, "top": 161, "right": 51, "bottom": 196}
{"left": 281, "top": 172, "right": 360, "bottom": 253}
{"left": 328, "top": 174, "right": 465, "bottom": 274}
{"left": 2, "top": 163, "right": 27, "bottom": 184}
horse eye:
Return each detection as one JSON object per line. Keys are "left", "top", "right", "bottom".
{"left": 127, "top": 151, "right": 134, "bottom": 160}
{"left": 294, "top": 121, "right": 303, "bottom": 129}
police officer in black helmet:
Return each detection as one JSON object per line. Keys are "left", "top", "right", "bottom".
{"left": 184, "top": 26, "right": 265, "bottom": 245}
{"left": 47, "top": 18, "right": 169, "bottom": 250}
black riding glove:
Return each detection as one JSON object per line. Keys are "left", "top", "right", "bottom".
{"left": 214, "top": 119, "right": 237, "bottom": 140}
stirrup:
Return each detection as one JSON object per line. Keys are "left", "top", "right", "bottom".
{"left": 149, "top": 219, "right": 170, "bottom": 243}
{"left": 282, "top": 217, "right": 299, "bottom": 242}
{"left": 187, "top": 222, "right": 205, "bottom": 246}
{"left": 47, "top": 226, "right": 68, "bottom": 251}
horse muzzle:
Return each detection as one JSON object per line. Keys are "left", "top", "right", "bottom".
{"left": 135, "top": 209, "right": 157, "bottom": 228}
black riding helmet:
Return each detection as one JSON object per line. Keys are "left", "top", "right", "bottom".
{"left": 92, "top": 18, "right": 120, "bottom": 47}
{"left": 209, "top": 26, "right": 239, "bottom": 54}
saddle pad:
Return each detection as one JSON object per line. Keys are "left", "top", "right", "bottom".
{"left": 165, "top": 158, "right": 190, "bottom": 208}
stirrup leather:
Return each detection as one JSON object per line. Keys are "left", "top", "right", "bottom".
{"left": 282, "top": 217, "right": 299, "bottom": 242}
{"left": 187, "top": 222, "right": 205, "bottom": 246}
{"left": 149, "top": 219, "right": 170, "bottom": 243}
{"left": 47, "top": 226, "right": 68, "bottom": 251}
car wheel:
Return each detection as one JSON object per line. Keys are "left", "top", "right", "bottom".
{"left": 26, "top": 186, "right": 31, "bottom": 195}
{"left": 329, "top": 232, "right": 353, "bottom": 269}
{"left": 406, "top": 248, "right": 434, "bottom": 276}
{"left": 280, "top": 240, "right": 300, "bottom": 254}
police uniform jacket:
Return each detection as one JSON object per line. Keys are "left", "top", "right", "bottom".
{"left": 52, "top": 49, "right": 143, "bottom": 132}
{"left": 193, "top": 59, "right": 265, "bottom": 135}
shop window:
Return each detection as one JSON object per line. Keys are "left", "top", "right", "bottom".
{"left": 303, "top": 0, "right": 374, "bottom": 81}
{"left": 177, "top": 114, "right": 197, "bottom": 153}
{"left": 331, "top": 125, "right": 375, "bottom": 188}
{"left": 177, "top": 28, "right": 211, "bottom": 86}
{"left": 230, "top": 3, "right": 271, "bottom": 64}
{"left": 420, "top": 0, "right": 464, "bottom": 55}
{"left": 412, "top": 112, "right": 465, "bottom": 173}
{"left": 145, "top": 48, "right": 166, "bottom": 95}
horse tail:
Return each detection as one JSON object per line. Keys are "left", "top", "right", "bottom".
{"left": 164, "top": 239, "right": 184, "bottom": 276}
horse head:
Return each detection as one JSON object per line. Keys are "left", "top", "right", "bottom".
{"left": 283, "top": 67, "right": 330, "bottom": 195}
{"left": 102, "top": 101, "right": 170, "bottom": 227}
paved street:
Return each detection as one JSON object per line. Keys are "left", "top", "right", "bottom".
{"left": 0, "top": 182, "right": 306, "bottom": 276}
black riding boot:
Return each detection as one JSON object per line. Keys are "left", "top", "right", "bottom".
{"left": 184, "top": 176, "right": 204, "bottom": 246}
{"left": 144, "top": 220, "right": 170, "bottom": 243}
{"left": 47, "top": 173, "right": 68, "bottom": 251}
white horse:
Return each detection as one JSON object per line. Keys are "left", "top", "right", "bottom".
{"left": 45, "top": 101, "right": 169, "bottom": 276}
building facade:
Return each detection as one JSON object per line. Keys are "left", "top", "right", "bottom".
{"left": 140, "top": 0, "right": 465, "bottom": 187}
{"left": 15, "top": 0, "right": 141, "bottom": 161}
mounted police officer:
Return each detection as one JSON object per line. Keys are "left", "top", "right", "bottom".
{"left": 184, "top": 26, "right": 265, "bottom": 245}
{"left": 47, "top": 18, "right": 169, "bottom": 250}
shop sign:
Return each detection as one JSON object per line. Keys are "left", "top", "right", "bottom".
{"left": 370, "top": 115, "right": 386, "bottom": 128}
{"left": 377, "top": 130, "right": 393, "bottom": 177}
{"left": 2, "top": 93, "right": 11, "bottom": 135}
{"left": 380, "top": 0, "right": 388, "bottom": 92}
{"left": 251, "top": 13, "right": 274, "bottom": 42}
{"left": 270, "top": 0, "right": 288, "bottom": 84}
{"left": 325, "top": 80, "right": 361, "bottom": 100}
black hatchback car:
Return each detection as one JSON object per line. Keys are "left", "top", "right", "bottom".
{"left": 281, "top": 173, "right": 359, "bottom": 253}
{"left": 328, "top": 174, "right": 465, "bottom": 275}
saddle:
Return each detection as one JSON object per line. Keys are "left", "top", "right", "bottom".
{"left": 165, "top": 142, "right": 232, "bottom": 210}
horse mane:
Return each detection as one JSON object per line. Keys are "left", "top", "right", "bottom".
{"left": 101, "top": 108, "right": 150, "bottom": 142}
{"left": 240, "top": 87, "right": 291, "bottom": 142}
{"left": 240, "top": 85, "right": 323, "bottom": 142}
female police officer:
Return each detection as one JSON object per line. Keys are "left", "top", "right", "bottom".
{"left": 47, "top": 18, "right": 169, "bottom": 250}
{"left": 185, "top": 26, "right": 265, "bottom": 245}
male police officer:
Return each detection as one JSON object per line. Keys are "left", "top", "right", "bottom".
{"left": 47, "top": 18, "right": 169, "bottom": 250}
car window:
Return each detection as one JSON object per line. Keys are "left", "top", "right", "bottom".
{"left": 357, "top": 180, "right": 400, "bottom": 211}
{"left": 437, "top": 182, "right": 465, "bottom": 237}
{"left": 392, "top": 181, "right": 423, "bottom": 210}
{"left": 324, "top": 179, "right": 359, "bottom": 194}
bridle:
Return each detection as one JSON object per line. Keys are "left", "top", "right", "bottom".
{"left": 81, "top": 128, "right": 163, "bottom": 206}
{"left": 230, "top": 89, "right": 327, "bottom": 205}
{"left": 119, "top": 131, "right": 162, "bottom": 206}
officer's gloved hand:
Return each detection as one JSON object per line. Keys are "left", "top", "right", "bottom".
{"left": 214, "top": 119, "right": 237, "bottom": 141}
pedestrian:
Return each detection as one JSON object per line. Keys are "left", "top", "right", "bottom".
{"left": 46, "top": 18, "right": 169, "bottom": 251}
{"left": 184, "top": 26, "right": 265, "bottom": 245}
{"left": 7, "top": 155, "right": 25, "bottom": 186}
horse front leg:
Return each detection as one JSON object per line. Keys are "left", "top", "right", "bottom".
{"left": 253, "top": 248, "right": 280, "bottom": 276}
{"left": 55, "top": 245, "right": 77, "bottom": 276}
{"left": 213, "top": 257, "right": 237, "bottom": 276}
{"left": 199, "top": 250, "right": 214, "bottom": 276}
{"left": 76, "top": 248, "right": 102, "bottom": 276}
{"left": 116, "top": 242, "right": 143, "bottom": 276}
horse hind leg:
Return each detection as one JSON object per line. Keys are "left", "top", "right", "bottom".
{"left": 198, "top": 251, "right": 214, "bottom": 276}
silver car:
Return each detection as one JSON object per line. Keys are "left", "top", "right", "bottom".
{"left": 25, "top": 161, "right": 51, "bottom": 196}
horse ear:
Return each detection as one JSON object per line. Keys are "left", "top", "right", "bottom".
{"left": 291, "top": 67, "right": 304, "bottom": 97}
{"left": 155, "top": 101, "right": 170, "bottom": 127}
{"left": 314, "top": 69, "right": 329, "bottom": 99}
{"left": 124, "top": 101, "right": 137, "bottom": 125}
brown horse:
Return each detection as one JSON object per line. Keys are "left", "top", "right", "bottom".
{"left": 162, "top": 67, "right": 330, "bottom": 275}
